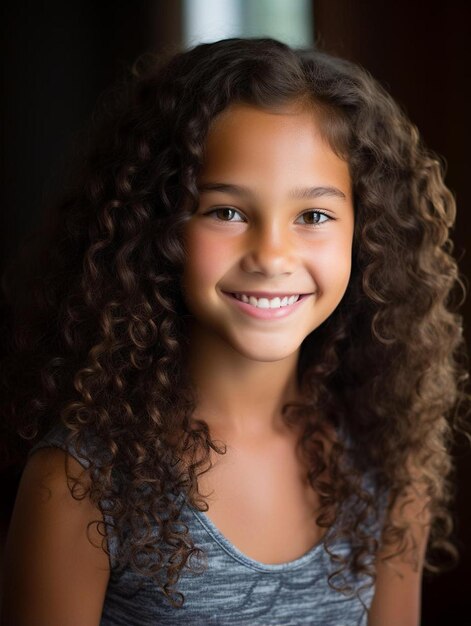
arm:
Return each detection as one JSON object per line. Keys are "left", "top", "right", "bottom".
{"left": 368, "top": 481, "right": 431, "bottom": 626}
{"left": 1, "top": 447, "right": 110, "bottom": 626}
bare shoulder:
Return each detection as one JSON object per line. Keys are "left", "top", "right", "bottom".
{"left": 1, "top": 446, "right": 111, "bottom": 626}
{"left": 368, "top": 480, "right": 431, "bottom": 626}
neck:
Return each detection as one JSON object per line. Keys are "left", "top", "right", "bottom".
{"left": 185, "top": 319, "right": 303, "bottom": 442}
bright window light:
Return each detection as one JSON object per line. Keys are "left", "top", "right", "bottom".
{"left": 183, "top": 0, "right": 313, "bottom": 48}
{"left": 183, "top": 0, "right": 243, "bottom": 47}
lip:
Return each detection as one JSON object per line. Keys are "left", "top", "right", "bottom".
{"left": 225, "top": 290, "right": 310, "bottom": 298}
{"left": 221, "top": 290, "right": 313, "bottom": 320}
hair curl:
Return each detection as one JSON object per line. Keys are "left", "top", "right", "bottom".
{"left": 1, "top": 37, "right": 470, "bottom": 608}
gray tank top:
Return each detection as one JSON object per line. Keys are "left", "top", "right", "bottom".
{"left": 28, "top": 423, "right": 386, "bottom": 625}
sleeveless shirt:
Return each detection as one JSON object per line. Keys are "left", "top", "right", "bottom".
{"left": 28, "top": 423, "right": 388, "bottom": 625}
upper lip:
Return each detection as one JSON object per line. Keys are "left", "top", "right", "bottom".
{"left": 223, "top": 290, "right": 312, "bottom": 298}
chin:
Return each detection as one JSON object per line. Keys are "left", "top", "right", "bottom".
{"left": 228, "top": 337, "right": 301, "bottom": 363}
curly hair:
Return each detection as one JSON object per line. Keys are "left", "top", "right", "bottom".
{"left": 1, "top": 37, "right": 470, "bottom": 608}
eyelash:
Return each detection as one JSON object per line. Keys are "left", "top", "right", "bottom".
{"left": 204, "top": 207, "right": 334, "bottom": 226}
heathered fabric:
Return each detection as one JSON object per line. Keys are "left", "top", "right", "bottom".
{"left": 28, "top": 424, "right": 386, "bottom": 625}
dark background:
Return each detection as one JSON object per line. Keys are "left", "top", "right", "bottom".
{"left": 1, "top": 2, "right": 470, "bottom": 623}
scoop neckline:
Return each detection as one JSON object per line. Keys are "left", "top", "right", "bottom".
{"left": 182, "top": 493, "right": 329, "bottom": 573}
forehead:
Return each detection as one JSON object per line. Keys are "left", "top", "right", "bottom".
{"left": 199, "top": 103, "right": 351, "bottom": 191}
{"left": 205, "top": 102, "right": 322, "bottom": 147}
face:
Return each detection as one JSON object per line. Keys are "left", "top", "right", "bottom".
{"left": 180, "top": 103, "right": 354, "bottom": 362}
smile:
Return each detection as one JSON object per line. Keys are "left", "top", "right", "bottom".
{"left": 233, "top": 293, "right": 301, "bottom": 308}
{"left": 221, "top": 291, "right": 313, "bottom": 320}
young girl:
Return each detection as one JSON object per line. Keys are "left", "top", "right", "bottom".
{"left": 1, "top": 37, "right": 469, "bottom": 626}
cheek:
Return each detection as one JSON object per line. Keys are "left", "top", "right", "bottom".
{"left": 307, "top": 237, "right": 353, "bottom": 293}
{"left": 183, "top": 228, "right": 231, "bottom": 290}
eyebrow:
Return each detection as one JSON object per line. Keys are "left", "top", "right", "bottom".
{"left": 197, "top": 182, "right": 347, "bottom": 201}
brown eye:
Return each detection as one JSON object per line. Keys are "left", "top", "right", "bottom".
{"left": 206, "top": 207, "right": 245, "bottom": 222}
{"left": 297, "top": 210, "right": 332, "bottom": 226}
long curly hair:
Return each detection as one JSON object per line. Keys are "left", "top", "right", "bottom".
{"left": 1, "top": 37, "right": 470, "bottom": 608}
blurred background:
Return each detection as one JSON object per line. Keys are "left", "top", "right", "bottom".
{"left": 1, "top": 1, "right": 470, "bottom": 623}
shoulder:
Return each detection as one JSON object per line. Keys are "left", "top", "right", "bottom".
{"left": 367, "top": 476, "right": 431, "bottom": 626}
{"left": 11, "top": 444, "right": 102, "bottom": 528}
{"left": 1, "top": 446, "right": 110, "bottom": 626}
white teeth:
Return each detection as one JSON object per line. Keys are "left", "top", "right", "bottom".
{"left": 234, "top": 294, "right": 300, "bottom": 308}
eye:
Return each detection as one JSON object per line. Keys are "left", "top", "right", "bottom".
{"left": 203, "top": 207, "right": 334, "bottom": 226}
{"left": 205, "top": 207, "right": 245, "bottom": 222}
{"left": 296, "top": 210, "right": 333, "bottom": 226}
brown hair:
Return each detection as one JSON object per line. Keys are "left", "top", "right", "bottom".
{"left": 1, "top": 37, "right": 469, "bottom": 608}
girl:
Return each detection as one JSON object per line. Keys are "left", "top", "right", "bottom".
{"left": 1, "top": 37, "right": 469, "bottom": 626}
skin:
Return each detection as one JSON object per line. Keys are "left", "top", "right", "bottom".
{"left": 1, "top": 449, "right": 110, "bottom": 625}
{"left": 369, "top": 480, "right": 431, "bottom": 626}
{"left": 181, "top": 102, "right": 355, "bottom": 442}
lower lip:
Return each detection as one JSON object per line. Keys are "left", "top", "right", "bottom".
{"left": 221, "top": 291, "right": 312, "bottom": 320}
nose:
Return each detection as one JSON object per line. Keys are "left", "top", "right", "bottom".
{"left": 240, "top": 223, "right": 297, "bottom": 277}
